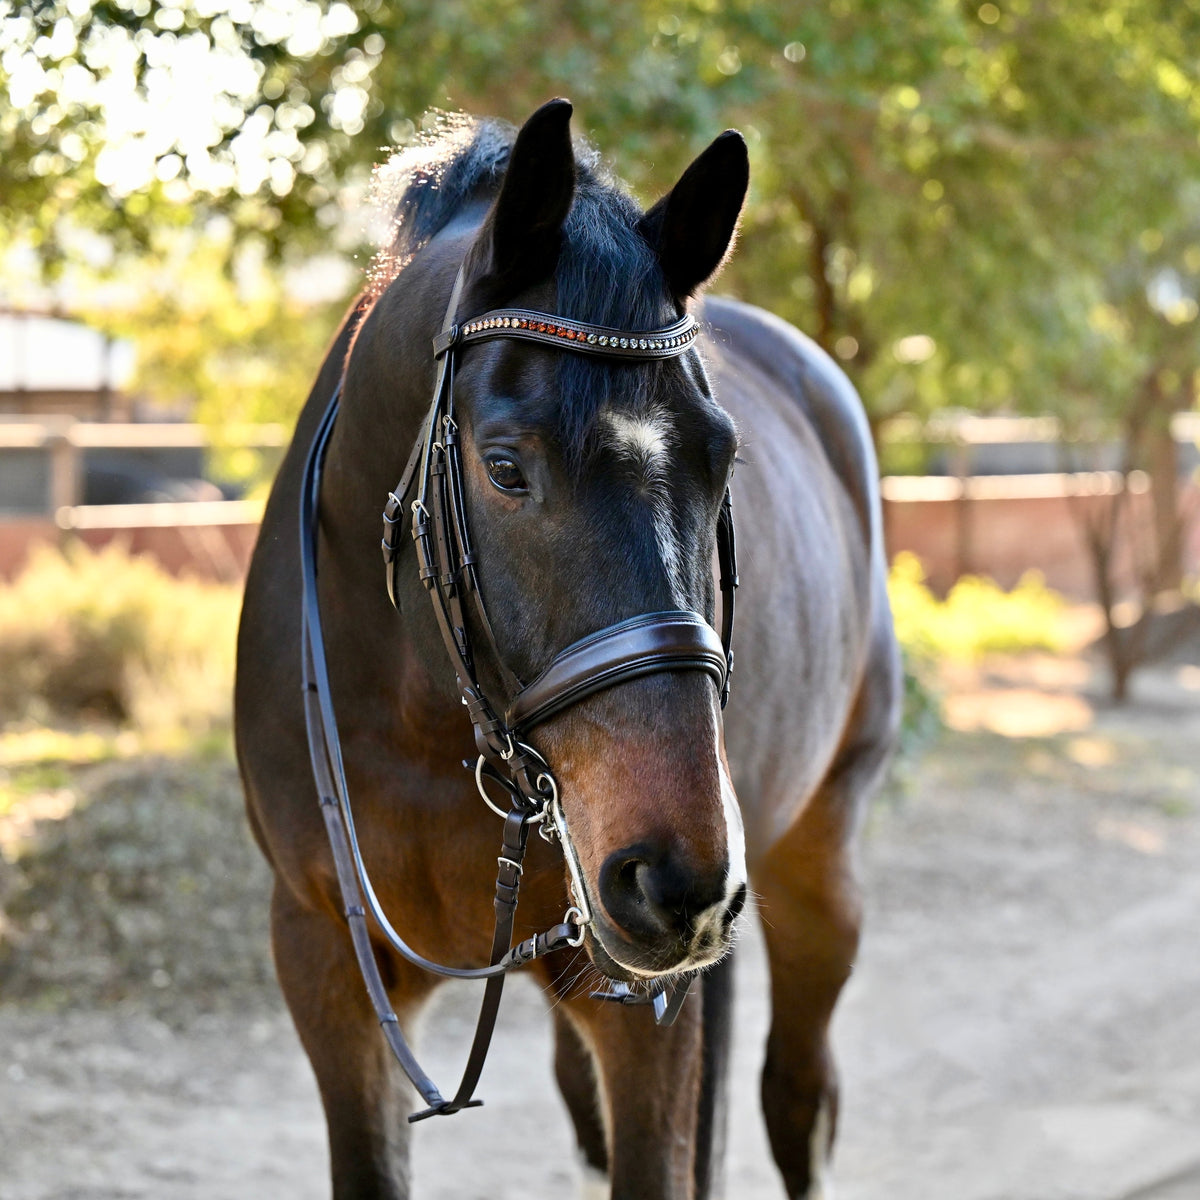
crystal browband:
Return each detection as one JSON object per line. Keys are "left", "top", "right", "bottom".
{"left": 433, "top": 310, "right": 699, "bottom": 361}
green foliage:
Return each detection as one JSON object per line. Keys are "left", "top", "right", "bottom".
{"left": 0, "top": 541, "right": 240, "bottom": 733}
{"left": 894, "top": 645, "right": 944, "bottom": 777}
{"left": 884, "top": 549, "right": 1069, "bottom": 778}
{"left": 4, "top": 1, "right": 1200, "bottom": 435}
{"left": 85, "top": 234, "right": 351, "bottom": 442}
{"left": 888, "top": 551, "right": 1067, "bottom": 662}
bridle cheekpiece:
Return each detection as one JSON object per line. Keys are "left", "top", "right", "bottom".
{"left": 300, "top": 267, "right": 738, "bottom": 1122}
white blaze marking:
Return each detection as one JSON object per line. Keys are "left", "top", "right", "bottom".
{"left": 703, "top": 718, "right": 747, "bottom": 948}
{"left": 604, "top": 409, "right": 670, "bottom": 472}
{"left": 656, "top": 718, "right": 747, "bottom": 970}
{"left": 719, "top": 748, "right": 747, "bottom": 902}
{"left": 601, "top": 408, "right": 686, "bottom": 605}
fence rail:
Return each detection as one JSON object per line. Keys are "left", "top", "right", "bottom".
{"left": 880, "top": 469, "right": 1152, "bottom": 502}
{"left": 0, "top": 420, "right": 287, "bottom": 449}
{"left": 0, "top": 421, "right": 285, "bottom": 514}
{"left": 1, "top": 466, "right": 1196, "bottom": 598}
{"left": 55, "top": 499, "right": 266, "bottom": 530}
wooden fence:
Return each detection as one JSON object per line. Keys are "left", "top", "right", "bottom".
{"left": 3, "top": 472, "right": 1195, "bottom": 600}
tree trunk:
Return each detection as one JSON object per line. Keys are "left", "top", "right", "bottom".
{"left": 1147, "top": 410, "right": 1181, "bottom": 592}
{"left": 789, "top": 184, "right": 838, "bottom": 357}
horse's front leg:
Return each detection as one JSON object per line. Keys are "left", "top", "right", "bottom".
{"left": 560, "top": 989, "right": 707, "bottom": 1200}
{"left": 552, "top": 1006, "right": 610, "bottom": 1195}
{"left": 754, "top": 720, "right": 894, "bottom": 1198}
{"left": 754, "top": 633, "right": 899, "bottom": 1200}
{"left": 271, "top": 880, "right": 436, "bottom": 1200}
{"left": 756, "top": 824, "right": 859, "bottom": 1200}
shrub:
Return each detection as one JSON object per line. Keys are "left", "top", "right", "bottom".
{"left": 0, "top": 541, "right": 240, "bottom": 733}
{"left": 888, "top": 551, "right": 1067, "bottom": 663}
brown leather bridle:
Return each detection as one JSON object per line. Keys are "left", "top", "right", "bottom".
{"left": 300, "top": 267, "right": 738, "bottom": 1121}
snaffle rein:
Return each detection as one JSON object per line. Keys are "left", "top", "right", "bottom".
{"left": 300, "top": 268, "right": 738, "bottom": 1120}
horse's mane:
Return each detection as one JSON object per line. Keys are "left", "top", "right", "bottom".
{"left": 368, "top": 114, "right": 512, "bottom": 288}
{"left": 370, "top": 114, "right": 673, "bottom": 462}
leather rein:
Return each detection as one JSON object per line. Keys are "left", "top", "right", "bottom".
{"left": 300, "top": 268, "right": 738, "bottom": 1121}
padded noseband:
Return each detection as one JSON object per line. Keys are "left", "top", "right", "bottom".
{"left": 506, "top": 610, "right": 728, "bottom": 732}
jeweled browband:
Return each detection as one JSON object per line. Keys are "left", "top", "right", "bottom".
{"left": 433, "top": 309, "right": 698, "bottom": 360}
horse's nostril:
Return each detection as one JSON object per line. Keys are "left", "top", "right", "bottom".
{"left": 599, "top": 844, "right": 731, "bottom": 946}
{"left": 599, "top": 848, "right": 660, "bottom": 941}
{"left": 614, "top": 856, "right": 649, "bottom": 913}
{"left": 618, "top": 857, "right": 642, "bottom": 888}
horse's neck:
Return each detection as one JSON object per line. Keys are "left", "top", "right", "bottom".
{"left": 322, "top": 287, "right": 431, "bottom": 555}
{"left": 314, "top": 282, "right": 467, "bottom": 740}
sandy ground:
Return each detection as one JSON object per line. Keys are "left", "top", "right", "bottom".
{"left": 2, "top": 658, "right": 1199, "bottom": 1200}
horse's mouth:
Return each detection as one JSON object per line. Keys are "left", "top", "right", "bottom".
{"left": 581, "top": 905, "right": 737, "bottom": 984}
{"left": 556, "top": 819, "right": 745, "bottom": 984}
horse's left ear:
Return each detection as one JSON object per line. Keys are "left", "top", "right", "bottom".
{"left": 640, "top": 130, "right": 749, "bottom": 301}
{"left": 477, "top": 98, "right": 576, "bottom": 296}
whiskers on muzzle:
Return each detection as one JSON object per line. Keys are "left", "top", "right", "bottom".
{"left": 586, "top": 875, "right": 749, "bottom": 980}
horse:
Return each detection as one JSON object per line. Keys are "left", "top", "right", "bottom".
{"left": 235, "top": 99, "right": 901, "bottom": 1200}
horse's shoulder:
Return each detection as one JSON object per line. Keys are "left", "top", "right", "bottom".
{"left": 701, "top": 295, "right": 883, "bottom": 555}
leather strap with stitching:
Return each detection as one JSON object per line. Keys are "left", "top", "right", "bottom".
{"left": 506, "top": 611, "right": 727, "bottom": 732}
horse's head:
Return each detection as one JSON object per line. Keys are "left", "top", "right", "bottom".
{"left": 391, "top": 101, "right": 750, "bottom": 980}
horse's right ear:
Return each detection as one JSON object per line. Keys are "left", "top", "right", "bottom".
{"left": 476, "top": 99, "right": 576, "bottom": 296}
{"left": 639, "top": 130, "right": 749, "bottom": 302}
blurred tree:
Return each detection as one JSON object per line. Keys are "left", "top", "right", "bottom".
{"left": 7, "top": 0, "right": 1200, "bottom": 696}
{"left": 79, "top": 235, "right": 347, "bottom": 485}
{"left": 1055, "top": 187, "right": 1200, "bottom": 699}
{"left": 6, "top": 0, "right": 1200, "bottom": 426}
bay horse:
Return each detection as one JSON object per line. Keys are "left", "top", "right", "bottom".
{"left": 236, "top": 99, "right": 900, "bottom": 1199}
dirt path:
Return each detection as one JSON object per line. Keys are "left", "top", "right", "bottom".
{"left": 2, "top": 662, "right": 1199, "bottom": 1199}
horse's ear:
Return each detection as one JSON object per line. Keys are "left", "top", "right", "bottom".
{"left": 640, "top": 130, "right": 749, "bottom": 301}
{"left": 480, "top": 98, "right": 576, "bottom": 294}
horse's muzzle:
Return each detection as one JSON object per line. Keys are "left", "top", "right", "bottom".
{"left": 585, "top": 845, "right": 747, "bottom": 977}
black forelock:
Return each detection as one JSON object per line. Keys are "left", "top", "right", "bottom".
{"left": 368, "top": 114, "right": 514, "bottom": 290}
{"left": 370, "top": 114, "right": 678, "bottom": 465}
{"left": 554, "top": 158, "right": 676, "bottom": 467}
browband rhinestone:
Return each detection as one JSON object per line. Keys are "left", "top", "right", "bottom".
{"left": 435, "top": 307, "right": 699, "bottom": 361}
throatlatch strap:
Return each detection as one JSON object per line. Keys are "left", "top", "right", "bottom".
{"left": 301, "top": 384, "right": 579, "bottom": 1122}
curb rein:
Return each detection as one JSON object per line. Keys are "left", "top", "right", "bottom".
{"left": 300, "top": 269, "right": 738, "bottom": 1121}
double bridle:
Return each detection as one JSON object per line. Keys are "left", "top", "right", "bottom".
{"left": 300, "top": 267, "right": 738, "bottom": 1122}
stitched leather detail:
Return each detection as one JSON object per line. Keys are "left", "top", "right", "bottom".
{"left": 433, "top": 310, "right": 698, "bottom": 360}
{"left": 506, "top": 610, "right": 726, "bottom": 732}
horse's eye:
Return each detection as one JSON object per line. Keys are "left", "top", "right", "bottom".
{"left": 485, "top": 455, "right": 527, "bottom": 493}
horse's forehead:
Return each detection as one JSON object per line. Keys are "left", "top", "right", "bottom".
{"left": 600, "top": 405, "right": 673, "bottom": 467}
{"left": 598, "top": 365, "right": 722, "bottom": 448}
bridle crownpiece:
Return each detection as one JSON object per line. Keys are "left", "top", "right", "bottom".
{"left": 301, "top": 266, "right": 738, "bottom": 1122}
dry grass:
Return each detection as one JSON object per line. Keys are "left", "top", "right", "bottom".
{"left": 0, "top": 751, "right": 274, "bottom": 1014}
{"left": 0, "top": 543, "right": 262, "bottom": 1012}
{"left": 0, "top": 541, "right": 240, "bottom": 734}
